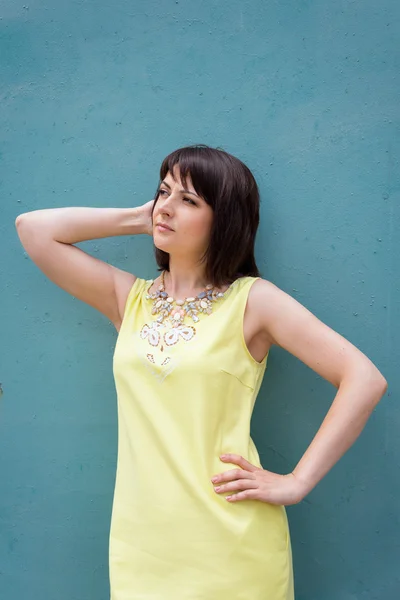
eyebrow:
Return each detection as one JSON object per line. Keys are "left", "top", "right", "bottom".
{"left": 160, "top": 180, "right": 201, "bottom": 199}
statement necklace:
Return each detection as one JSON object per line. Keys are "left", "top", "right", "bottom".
{"left": 145, "top": 270, "right": 228, "bottom": 326}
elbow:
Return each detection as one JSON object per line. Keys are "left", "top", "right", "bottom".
{"left": 15, "top": 213, "right": 31, "bottom": 230}
{"left": 378, "top": 375, "right": 388, "bottom": 395}
{"left": 363, "top": 359, "right": 388, "bottom": 398}
{"left": 15, "top": 214, "right": 30, "bottom": 241}
{"left": 371, "top": 372, "right": 388, "bottom": 407}
{"left": 15, "top": 213, "right": 38, "bottom": 250}
{"left": 372, "top": 364, "right": 388, "bottom": 395}
{"left": 341, "top": 364, "right": 388, "bottom": 408}
{"left": 15, "top": 214, "right": 25, "bottom": 228}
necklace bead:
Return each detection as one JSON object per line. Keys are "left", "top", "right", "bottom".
{"left": 146, "top": 270, "right": 232, "bottom": 326}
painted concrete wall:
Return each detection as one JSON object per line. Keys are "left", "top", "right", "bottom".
{"left": 1, "top": 1, "right": 398, "bottom": 598}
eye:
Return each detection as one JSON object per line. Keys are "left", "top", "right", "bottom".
{"left": 159, "top": 189, "right": 197, "bottom": 206}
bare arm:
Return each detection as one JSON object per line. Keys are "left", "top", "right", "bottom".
{"left": 251, "top": 278, "right": 388, "bottom": 499}
{"left": 15, "top": 202, "right": 154, "bottom": 328}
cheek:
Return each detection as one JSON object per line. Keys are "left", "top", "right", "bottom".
{"left": 186, "top": 211, "right": 213, "bottom": 238}
{"left": 185, "top": 222, "right": 211, "bottom": 247}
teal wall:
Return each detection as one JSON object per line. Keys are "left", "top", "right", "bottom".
{"left": 1, "top": 1, "right": 398, "bottom": 598}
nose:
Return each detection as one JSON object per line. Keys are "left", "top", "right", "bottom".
{"left": 157, "top": 191, "right": 175, "bottom": 216}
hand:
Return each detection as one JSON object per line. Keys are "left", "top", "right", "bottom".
{"left": 139, "top": 199, "right": 156, "bottom": 236}
{"left": 210, "top": 453, "right": 306, "bottom": 506}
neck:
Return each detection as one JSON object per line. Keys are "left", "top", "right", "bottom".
{"left": 163, "top": 257, "right": 210, "bottom": 299}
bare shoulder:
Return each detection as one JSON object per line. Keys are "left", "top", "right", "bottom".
{"left": 248, "top": 277, "right": 280, "bottom": 302}
{"left": 246, "top": 278, "right": 283, "bottom": 342}
{"left": 113, "top": 268, "right": 138, "bottom": 330}
{"left": 247, "top": 277, "right": 385, "bottom": 389}
{"left": 247, "top": 275, "right": 312, "bottom": 333}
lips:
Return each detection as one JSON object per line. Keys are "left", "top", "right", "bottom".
{"left": 156, "top": 222, "right": 174, "bottom": 231}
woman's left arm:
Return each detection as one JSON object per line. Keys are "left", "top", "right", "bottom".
{"left": 251, "top": 279, "right": 387, "bottom": 501}
{"left": 291, "top": 370, "right": 387, "bottom": 500}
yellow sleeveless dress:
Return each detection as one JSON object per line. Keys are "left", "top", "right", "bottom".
{"left": 110, "top": 275, "right": 294, "bottom": 600}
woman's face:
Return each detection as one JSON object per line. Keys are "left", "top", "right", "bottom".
{"left": 152, "top": 165, "right": 214, "bottom": 260}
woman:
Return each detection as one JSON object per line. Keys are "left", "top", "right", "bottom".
{"left": 16, "top": 144, "right": 387, "bottom": 599}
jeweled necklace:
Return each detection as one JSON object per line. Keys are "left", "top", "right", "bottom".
{"left": 145, "top": 270, "right": 227, "bottom": 326}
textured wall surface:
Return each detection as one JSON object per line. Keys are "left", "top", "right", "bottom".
{"left": 1, "top": 1, "right": 399, "bottom": 598}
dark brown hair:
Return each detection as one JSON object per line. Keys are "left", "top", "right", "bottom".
{"left": 151, "top": 144, "right": 261, "bottom": 288}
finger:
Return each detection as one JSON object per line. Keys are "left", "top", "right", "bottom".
{"left": 213, "top": 468, "right": 256, "bottom": 483}
{"left": 226, "top": 488, "right": 260, "bottom": 502}
{"left": 214, "top": 479, "right": 258, "bottom": 494}
{"left": 220, "top": 453, "right": 258, "bottom": 472}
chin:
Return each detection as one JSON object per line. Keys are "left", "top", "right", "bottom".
{"left": 153, "top": 238, "right": 173, "bottom": 252}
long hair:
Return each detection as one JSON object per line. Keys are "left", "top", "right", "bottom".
{"left": 151, "top": 144, "right": 261, "bottom": 288}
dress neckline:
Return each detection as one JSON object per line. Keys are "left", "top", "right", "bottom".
{"left": 143, "top": 276, "right": 247, "bottom": 323}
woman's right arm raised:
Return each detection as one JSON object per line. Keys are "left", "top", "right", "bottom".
{"left": 15, "top": 202, "right": 154, "bottom": 331}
